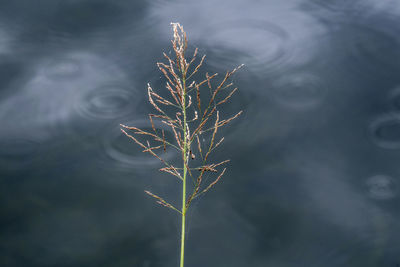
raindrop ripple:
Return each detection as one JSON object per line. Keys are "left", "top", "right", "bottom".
{"left": 369, "top": 114, "right": 400, "bottom": 149}
{"left": 75, "top": 84, "right": 138, "bottom": 120}
{"left": 271, "top": 72, "right": 326, "bottom": 109}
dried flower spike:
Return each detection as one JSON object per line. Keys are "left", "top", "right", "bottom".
{"left": 121, "top": 23, "right": 242, "bottom": 267}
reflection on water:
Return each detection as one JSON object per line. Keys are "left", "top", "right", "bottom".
{"left": 1, "top": 0, "right": 400, "bottom": 266}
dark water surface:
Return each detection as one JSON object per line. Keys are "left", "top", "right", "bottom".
{"left": 1, "top": 0, "right": 400, "bottom": 266}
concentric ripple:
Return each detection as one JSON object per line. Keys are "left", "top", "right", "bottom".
{"left": 103, "top": 119, "right": 176, "bottom": 169}
{"left": 201, "top": 20, "right": 289, "bottom": 73}
{"left": 8, "top": 52, "right": 137, "bottom": 140}
{"left": 366, "top": 175, "right": 397, "bottom": 200}
{"left": 75, "top": 84, "right": 137, "bottom": 120}
{"left": 369, "top": 114, "right": 400, "bottom": 149}
{"left": 271, "top": 72, "right": 326, "bottom": 109}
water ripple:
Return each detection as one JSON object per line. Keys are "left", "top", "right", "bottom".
{"left": 0, "top": 52, "right": 135, "bottom": 140}
{"left": 75, "top": 84, "right": 137, "bottom": 120}
{"left": 103, "top": 119, "right": 176, "bottom": 169}
{"left": 369, "top": 114, "right": 400, "bottom": 149}
{"left": 271, "top": 72, "right": 326, "bottom": 109}
{"left": 366, "top": 175, "right": 397, "bottom": 200}
{"left": 201, "top": 20, "right": 289, "bottom": 73}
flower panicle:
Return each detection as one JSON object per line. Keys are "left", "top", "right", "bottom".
{"left": 122, "top": 22, "right": 242, "bottom": 211}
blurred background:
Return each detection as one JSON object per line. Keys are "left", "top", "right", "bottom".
{"left": 1, "top": 0, "right": 400, "bottom": 266}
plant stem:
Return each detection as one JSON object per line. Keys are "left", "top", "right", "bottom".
{"left": 180, "top": 76, "right": 187, "bottom": 267}
{"left": 180, "top": 208, "right": 186, "bottom": 267}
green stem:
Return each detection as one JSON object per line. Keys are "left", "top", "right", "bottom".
{"left": 180, "top": 209, "right": 186, "bottom": 267}
{"left": 180, "top": 76, "right": 187, "bottom": 267}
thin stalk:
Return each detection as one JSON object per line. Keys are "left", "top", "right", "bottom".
{"left": 122, "top": 23, "right": 242, "bottom": 267}
{"left": 180, "top": 76, "right": 187, "bottom": 267}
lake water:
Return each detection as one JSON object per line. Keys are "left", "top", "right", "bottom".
{"left": 1, "top": 0, "right": 400, "bottom": 266}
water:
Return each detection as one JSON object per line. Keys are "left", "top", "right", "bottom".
{"left": 1, "top": 1, "right": 400, "bottom": 266}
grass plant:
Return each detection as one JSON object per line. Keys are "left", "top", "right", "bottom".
{"left": 121, "top": 22, "right": 242, "bottom": 267}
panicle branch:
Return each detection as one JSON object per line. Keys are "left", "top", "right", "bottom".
{"left": 200, "top": 168, "right": 226, "bottom": 195}
{"left": 145, "top": 190, "right": 181, "bottom": 214}
{"left": 121, "top": 22, "right": 242, "bottom": 212}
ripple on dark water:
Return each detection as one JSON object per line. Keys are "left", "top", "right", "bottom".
{"left": 0, "top": 138, "right": 40, "bottom": 171}
{"left": 103, "top": 119, "right": 176, "bottom": 169}
{"left": 44, "top": 57, "right": 82, "bottom": 79}
{"left": 75, "top": 84, "right": 137, "bottom": 120}
{"left": 1, "top": 52, "right": 138, "bottom": 140}
{"left": 369, "top": 114, "right": 400, "bottom": 149}
{"left": 366, "top": 175, "right": 397, "bottom": 200}
{"left": 271, "top": 72, "right": 326, "bottom": 109}
{"left": 201, "top": 20, "right": 289, "bottom": 72}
